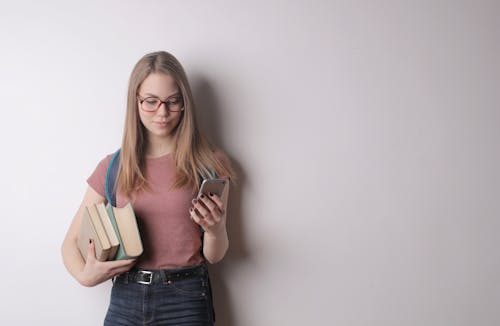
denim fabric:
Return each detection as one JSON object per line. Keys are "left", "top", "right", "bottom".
{"left": 104, "top": 265, "right": 215, "bottom": 326}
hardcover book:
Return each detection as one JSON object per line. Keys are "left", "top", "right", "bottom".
{"left": 106, "top": 202, "right": 143, "bottom": 260}
{"left": 77, "top": 202, "right": 142, "bottom": 261}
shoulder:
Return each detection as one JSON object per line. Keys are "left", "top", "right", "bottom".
{"left": 90, "top": 151, "right": 119, "bottom": 176}
{"left": 95, "top": 153, "right": 114, "bottom": 170}
{"left": 211, "top": 147, "right": 235, "bottom": 181}
{"left": 87, "top": 152, "right": 117, "bottom": 197}
{"left": 212, "top": 148, "right": 232, "bottom": 166}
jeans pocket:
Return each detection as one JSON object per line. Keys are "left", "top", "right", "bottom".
{"left": 167, "top": 277, "right": 208, "bottom": 297}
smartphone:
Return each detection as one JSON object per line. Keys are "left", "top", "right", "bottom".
{"left": 197, "top": 178, "right": 227, "bottom": 198}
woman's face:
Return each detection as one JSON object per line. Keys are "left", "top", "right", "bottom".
{"left": 137, "top": 73, "right": 184, "bottom": 141}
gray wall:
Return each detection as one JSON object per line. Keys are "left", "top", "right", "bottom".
{"left": 1, "top": 1, "right": 499, "bottom": 325}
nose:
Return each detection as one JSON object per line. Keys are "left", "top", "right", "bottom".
{"left": 157, "top": 102, "right": 170, "bottom": 115}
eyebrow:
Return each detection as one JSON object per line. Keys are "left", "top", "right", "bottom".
{"left": 143, "top": 92, "right": 181, "bottom": 99}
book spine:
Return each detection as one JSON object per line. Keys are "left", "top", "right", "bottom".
{"left": 85, "top": 207, "right": 108, "bottom": 261}
{"left": 96, "top": 203, "right": 119, "bottom": 259}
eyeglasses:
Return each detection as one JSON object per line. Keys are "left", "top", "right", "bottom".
{"left": 137, "top": 94, "right": 184, "bottom": 112}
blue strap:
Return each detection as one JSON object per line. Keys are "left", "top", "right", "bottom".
{"left": 104, "top": 149, "right": 121, "bottom": 206}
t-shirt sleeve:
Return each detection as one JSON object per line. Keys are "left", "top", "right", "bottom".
{"left": 87, "top": 154, "right": 113, "bottom": 197}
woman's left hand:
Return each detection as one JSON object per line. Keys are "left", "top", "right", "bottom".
{"left": 190, "top": 193, "right": 226, "bottom": 236}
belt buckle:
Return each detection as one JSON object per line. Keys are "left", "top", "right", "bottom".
{"left": 137, "top": 270, "right": 153, "bottom": 285}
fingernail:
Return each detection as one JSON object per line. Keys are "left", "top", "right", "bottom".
{"left": 209, "top": 192, "right": 214, "bottom": 197}
{"left": 192, "top": 199, "right": 197, "bottom": 204}
{"left": 89, "top": 239, "right": 92, "bottom": 244}
{"left": 189, "top": 207, "right": 193, "bottom": 212}
{"left": 200, "top": 194, "right": 205, "bottom": 199}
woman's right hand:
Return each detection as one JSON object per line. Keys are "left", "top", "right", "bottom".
{"left": 78, "top": 240, "right": 136, "bottom": 287}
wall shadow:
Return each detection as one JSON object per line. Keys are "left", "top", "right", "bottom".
{"left": 191, "top": 74, "right": 250, "bottom": 326}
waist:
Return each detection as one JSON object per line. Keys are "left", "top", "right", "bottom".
{"left": 116, "top": 263, "right": 207, "bottom": 285}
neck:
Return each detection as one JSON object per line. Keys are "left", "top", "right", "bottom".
{"left": 146, "top": 134, "right": 175, "bottom": 158}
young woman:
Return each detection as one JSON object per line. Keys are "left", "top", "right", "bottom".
{"left": 61, "top": 51, "right": 235, "bottom": 325}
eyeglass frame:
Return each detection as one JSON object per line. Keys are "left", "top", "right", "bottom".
{"left": 136, "top": 93, "right": 185, "bottom": 112}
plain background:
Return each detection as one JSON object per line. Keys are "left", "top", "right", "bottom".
{"left": 0, "top": 1, "right": 499, "bottom": 325}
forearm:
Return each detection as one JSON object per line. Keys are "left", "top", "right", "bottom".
{"left": 61, "top": 238, "right": 86, "bottom": 284}
{"left": 203, "top": 227, "right": 229, "bottom": 264}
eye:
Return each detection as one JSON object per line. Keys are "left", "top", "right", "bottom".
{"left": 146, "top": 99, "right": 159, "bottom": 104}
{"left": 168, "top": 97, "right": 182, "bottom": 104}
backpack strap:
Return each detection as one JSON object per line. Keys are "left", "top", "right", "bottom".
{"left": 104, "top": 149, "right": 121, "bottom": 207}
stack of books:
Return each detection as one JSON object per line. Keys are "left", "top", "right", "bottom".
{"left": 77, "top": 202, "right": 143, "bottom": 261}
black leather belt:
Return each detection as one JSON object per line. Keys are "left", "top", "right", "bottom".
{"left": 118, "top": 264, "right": 206, "bottom": 285}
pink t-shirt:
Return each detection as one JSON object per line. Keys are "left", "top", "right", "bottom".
{"left": 87, "top": 150, "right": 229, "bottom": 269}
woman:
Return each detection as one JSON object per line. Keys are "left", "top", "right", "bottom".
{"left": 61, "top": 51, "right": 235, "bottom": 325}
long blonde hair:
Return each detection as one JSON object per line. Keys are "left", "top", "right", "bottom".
{"left": 116, "top": 51, "right": 235, "bottom": 198}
